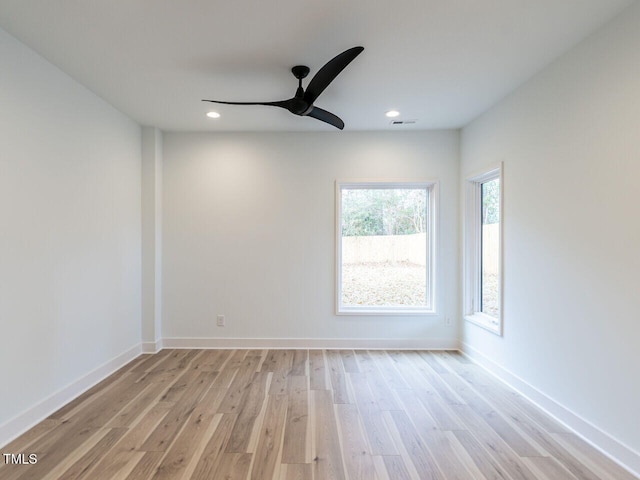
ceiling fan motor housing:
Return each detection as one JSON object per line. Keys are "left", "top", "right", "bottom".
{"left": 291, "top": 65, "right": 310, "bottom": 79}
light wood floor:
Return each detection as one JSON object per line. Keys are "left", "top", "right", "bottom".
{"left": 1, "top": 349, "right": 636, "bottom": 480}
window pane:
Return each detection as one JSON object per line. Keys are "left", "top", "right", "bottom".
{"left": 481, "top": 178, "right": 500, "bottom": 317}
{"left": 340, "top": 188, "right": 427, "bottom": 307}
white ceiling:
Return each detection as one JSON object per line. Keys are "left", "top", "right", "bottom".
{"left": 0, "top": 0, "right": 634, "bottom": 132}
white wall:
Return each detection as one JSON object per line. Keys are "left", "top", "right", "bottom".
{"left": 461, "top": 1, "right": 640, "bottom": 470}
{"left": 162, "top": 131, "right": 459, "bottom": 347}
{"left": 141, "top": 127, "right": 163, "bottom": 349}
{"left": 0, "top": 27, "right": 141, "bottom": 442}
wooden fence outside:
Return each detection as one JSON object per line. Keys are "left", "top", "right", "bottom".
{"left": 342, "top": 224, "right": 499, "bottom": 273}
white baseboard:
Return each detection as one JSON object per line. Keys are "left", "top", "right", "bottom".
{"left": 162, "top": 337, "right": 459, "bottom": 350}
{"left": 460, "top": 342, "right": 640, "bottom": 478}
{"left": 0, "top": 344, "right": 142, "bottom": 449}
{"left": 142, "top": 339, "right": 163, "bottom": 353}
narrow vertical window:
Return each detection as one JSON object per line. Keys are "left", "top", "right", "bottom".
{"left": 336, "top": 180, "right": 437, "bottom": 315}
{"left": 464, "top": 165, "right": 502, "bottom": 334}
{"left": 481, "top": 177, "right": 500, "bottom": 317}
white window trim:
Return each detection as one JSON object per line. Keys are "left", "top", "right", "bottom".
{"left": 335, "top": 179, "right": 438, "bottom": 316}
{"left": 463, "top": 164, "right": 503, "bottom": 335}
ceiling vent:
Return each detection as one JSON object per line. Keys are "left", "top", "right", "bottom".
{"left": 390, "top": 119, "right": 417, "bottom": 125}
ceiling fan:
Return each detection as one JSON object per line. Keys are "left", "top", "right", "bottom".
{"left": 202, "top": 46, "right": 364, "bottom": 130}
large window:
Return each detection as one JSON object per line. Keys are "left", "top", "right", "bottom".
{"left": 464, "top": 165, "right": 503, "bottom": 334}
{"left": 336, "top": 180, "right": 437, "bottom": 315}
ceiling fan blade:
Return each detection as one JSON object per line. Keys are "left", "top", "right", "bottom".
{"left": 304, "top": 46, "right": 364, "bottom": 104}
{"left": 202, "top": 99, "right": 291, "bottom": 109}
{"left": 307, "top": 107, "right": 345, "bottom": 130}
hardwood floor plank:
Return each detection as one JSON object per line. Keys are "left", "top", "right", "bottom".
{"left": 381, "top": 455, "right": 412, "bottom": 480}
{"left": 290, "top": 349, "right": 308, "bottom": 376}
{"left": 262, "top": 350, "right": 288, "bottom": 372}
{"left": 24, "top": 374, "right": 144, "bottom": 478}
{"left": 226, "top": 349, "right": 249, "bottom": 370}
{"left": 46, "top": 370, "right": 132, "bottom": 421}
{"left": 417, "top": 351, "right": 450, "bottom": 374}
{"left": 523, "top": 456, "right": 579, "bottom": 480}
{"left": 365, "top": 375, "right": 402, "bottom": 412}
{"left": 352, "top": 350, "right": 376, "bottom": 373}
{"left": 282, "top": 375, "right": 310, "bottom": 463}
{"left": 57, "top": 427, "right": 127, "bottom": 480}
{"left": 265, "top": 350, "right": 294, "bottom": 396}
{"left": 394, "top": 388, "right": 438, "bottom": 431}
{"left": 14, "top": 424, "right": 102, "bottom": 480}
{"left": 309, "top": 350, "right": 327, "bottom": 390}
{"left": 447, "top": 359, "right": 569, "bottom": 435}
{"left": 209, "top": 363, "right": 239, "bottom": 389}
{"left": 326, "top": 350, "right": 351, "bottom": 404}
{"left": 150, "top": 387, "right": 225, "bottom": 479}
{"left": 108, "top": 380, "right": 171, "bottom": 428}
{"left": 141, "top": 370, "right": 217, "bottom": 452}
{"left": 487, "top": 408, "right": 602, "bottom": 480}
{"left": 178, "top": 413, "right": 223, "bottom": 480}
{"left": 123, "top": 451, "right": 164, "bottom": 480}
{"left": 444, "top": 350, "right": 472, "bottom": 364}
{"left": 109, "top": 453, "right": 146, "bottom": 480}
{"left": 173, "top": 349, "right": 204, "bottom": 370}
{"left": 352, "top": 351, "right": 401, "bottom": 411}
{"left": 336, "top": 403, "right": 377, "bottom": 480}
{"left": 0, "top": 418, "right": 60, "bottom": 453}
{"left": 38, "top": 428, "right": 113, "bottom": 480}
{"left": 413, "top": 368, "right": 465, "bottom": 406}
{"left": 443, "top": 430, "right": 488, "bottom": 479}
{"left": 218, "top": 355, "right": 262, "bottom": 414}
{"left": 132, "top": 350, "right": 172, "bottom": 373}
{"left": 395, "top": 389, "right": 473, "bottom": 480}
{"left": 226, "top": 371, "right": 269, "bottom": 453}
{"left": 439, "top": 366, "right": 545, "bottom": 457}
{"left": 48, "top": 353, "right": 149, "bottom": 419}
{"left": 450, "top": 404, "right": 539, "bottom": 480}
{"left": 250, "top": 394, "right": 288, "bottom": 480}
{"left": 552, "top": 432, "right": 639, "bottom": 480}
{"left": 368, "top": 351, "right": 411, "bottom": 390}
{"left": 189, "top": 349, "right": 226, "bottom": 372}
{"left": 190, "top": 413, "right": 238, "bottom": 478}
{"left": 452, "top": 429, "right": 513, "bottom": 480}
{"left": 348, "top": 373, "right": 397, "bottom": 455}
{"left": 85, "top": 403, "right": 172, "bottom": 479}
{"left": 312, "top": 390, "right": 346, "bottom": 480}
{"left": 339, "top": 350, "right": 359, "bottom": 373}
{"left": 404, "top": 353, "right": 466, "bottom": 429}
{"left": 216, "top": 452, "right": 253, "bottom": 480}
{"left": 159, "top": 368, "right": 201, "bottom": 404}
{"left": 283, "top": 463, "right": 312, "bottom": 480}
{"left": 206, "top": 349, "right": 234, "bottom": 372}
{"left": 83, "top": 378, "right": 149, "bottom": 428}
{"left": 389, "top": 410, "right": 445, "bottom": 480}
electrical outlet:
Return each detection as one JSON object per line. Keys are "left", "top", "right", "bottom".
{"left": 445, "top": 317, "right": 452, "bottom": 326}
{"left": 216, "top": 315, "right": 225, "bottom": 327}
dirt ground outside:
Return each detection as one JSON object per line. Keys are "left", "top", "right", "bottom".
{"left": 341, "top": 262, "right": 499, "bottom": 316}
{"left": 341, "top": 262, "right": 427, "bottom": 306}
{"left": 481, "top": 272, "right": 499, "bottom": 317}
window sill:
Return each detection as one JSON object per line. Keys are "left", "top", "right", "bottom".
{"left": 338, "top": 307, "right": 437, "bottom": 316}
{"left": 465, "top": 312, "right": 502, "bottom": 336}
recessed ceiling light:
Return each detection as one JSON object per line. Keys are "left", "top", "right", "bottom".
{"left": 385, "top": 110, "right": 400, "bottom": 118}
{"left": 206, "top": 111, "right": 220, "bottom": 119}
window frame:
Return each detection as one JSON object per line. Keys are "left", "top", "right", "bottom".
{"left": 335, "top": 179, "right": 438, "bottom": 316}
{"left": 463, "top": 164, "right": 503, "bottom": 335}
